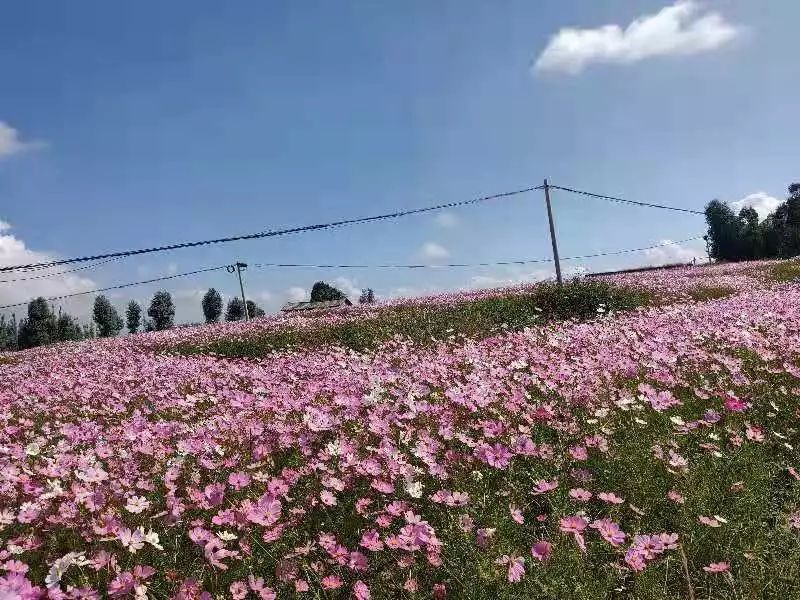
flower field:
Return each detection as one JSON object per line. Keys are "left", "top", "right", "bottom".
{"left": 1, "top": 261, "right": 799, "bottom": 599}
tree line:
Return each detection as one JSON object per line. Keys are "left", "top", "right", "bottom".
{"left": 705, "top": 183, "right": 800, "bottom": 261}
{"left": 0, "top": 288, "right": 268, "bottom": 351}
{"left": 0, "top": 280, "right": 376, "bottom": 351}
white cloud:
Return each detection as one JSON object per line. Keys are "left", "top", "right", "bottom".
{"left": 729, "top": 192, "right": 781, "bottom": 221}
{"left": 644, "top": 239, "right": 704, "bottom": 266}
{"left": 286, "top": 286, "right": 307, "bottom": 302}
{"left": 0, "top": 221, "right": 96, "bottom": 319}
{"left": 434, "top": 212, "right": 458, "bottom": 228}
{"left": 0, "top": 121, "right": 45, "bottom": 159}
{"left": 534, "top": 1, "right": 741, "bottom": 75}
{"left": 333, "top": 276, "right": 362, "bottom": 300}
{"left": 418, "top": 242, "right": 450, "bottom": 262}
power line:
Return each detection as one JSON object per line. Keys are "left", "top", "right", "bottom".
{"left": 0, "top": 257, "right": 122, "bottom": 284}
{"left": 249, "top": 237, "right": 703, "bottom": 269}
{"left": 0, "top": 266, "right": 225, "bottom": 310}
{"left": 0, "top": 236, "right": 704, "bottom": 311}
{"left": 0, "top": 185, "right": 543, "bottom": 274}
{"left": 550, "top": 184, "right": 705, "bottom": 215}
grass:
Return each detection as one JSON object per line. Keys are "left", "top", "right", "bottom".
{"left": 172, "top": 280, "right": 653, "bottom": 358}
{"left": 768, "top": 260, "right": 800, "bottom": 282}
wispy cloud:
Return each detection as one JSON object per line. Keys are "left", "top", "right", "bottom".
{"left": 534, "top": 1, "right": 742, "bottom": 75}
{"left": 0, "top": 121, "right": 46, "bottom": 159}
{"left": 644, "top": 239, "right": 704, "bottom": 266}
{"left": 0, "top": 220, "right": 96, "bottom": 317}
{"left": 730, "top": 192, "right": 781, "bottom": 221}
{"left": 418, "top": 242, "right": 450, "bottom": 262}
{"left": 434, "top": 212, "right": 459, "bottom": 228}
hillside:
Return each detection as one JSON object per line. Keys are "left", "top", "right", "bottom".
{"left": 0, "top": 260, "right": 799, "bottom": 599}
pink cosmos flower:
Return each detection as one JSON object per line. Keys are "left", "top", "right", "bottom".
{"left": 590, "top": 519, "right": 626, "bottom": 547}
{"left": 510, "top": 505, "right": 524, "bottom": 524}
{"left": 559, "top": 515, "right": 588, "bottom": 535}
{"left": 698, "top": 515, "right": 722, "bottom": 528}
{"left": 507, "top": 556, "right": 525, "bottom": 582}
{"left": 531, "top": 541, "right": 552, "bottom": 562}
{"left": 353, "top": 580, "right": 370, "bottom": 600}
{"left": 569, "top": 488, "right": 592, "bottom": 502}
{"left": 532, "top": 479, "right": 558, "bottom": 495}
{"left": 703, "top": 562, "right": 730, "bottom": 573}
{"left": 360, "top": 530, "right": 384, "bottom": 552}
{"left": 723, "top": 393, "right": 749, "bottom": 412}
{"left": 248, "top": 575, "right": 276, "bottom": 600}
{"left": 229, "top": 581, "right": 248, "bottom": 600}
{"left": 227, "top": 472, "right": 251, "bottom": 490}
{"left": 320, "top": 490, "right": 337, "bottom": 506}
{"left": 667, "top": 490, "right": 686, "bottom": 504}
{"left": 597, "top": 492, "right": 624, "bottom": 504}
{"left": 125, "top": 496, "right": 150, "bottom": 514}
{"left": 321, "top": 575, "right": 343, "bottom": 589}
{"left": 569, "top": 445, "right": 589, "bottom": 461}
{"left": 295, "top": 580, "right": 310, "bottom": 592}
{"left": 788, "top": 511, "right": 800, "bottom": 530}
{"left": 433, "top": 583, "right": 447, "bottom": 599}
{"left": 745, "top": 424, "right": 764, "bottom": 442}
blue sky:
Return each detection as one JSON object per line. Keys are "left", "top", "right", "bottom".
{"left": 1, "top": 1, "right": 798, "bottom": 322}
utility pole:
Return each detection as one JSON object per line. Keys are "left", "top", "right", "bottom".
{"left": 703, "top": 235, "right": 712, "bottom": 264}
{"left": 543, "top": 179, "right": 563, "bottom": 285}
{"left": 227, "top": 262, "right": 250, "bottom": 320}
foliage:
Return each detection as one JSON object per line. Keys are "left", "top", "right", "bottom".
{"left": 310, "top": 280, "right": 347, "bottom": 302}
{"left": 93, "top": 295, "right": 124, "bottom": 338}
{"left": 185, "top": 281, "right": 652, "bottom": 358}
{"left": 56, "top": 312, "right": 83, "bottom": 342}
{"left": 17, "top": 297, "right": 57, "bottom": 349}
{"left": 126, "top": 301, "right": 142, "bottom": 334}
{"left": 359, "top": 288, "right": 376, "bottom": 304}
{"left": 225, "top": 297, "right": 245, "bottom": 321}
{"left": 0, "top": 315, "right": 17, "bottom": 351}
{"left": 705, "top": 183, "right": 800, "bottom": 261}
{"left": 246, "top": 299, "right": 266, "bottom": 318}
{"left": 147, "top": 291, "right": 175, "bottom": 331}
{"left": 201, "top": 288, "right": 223, "bottom": 323}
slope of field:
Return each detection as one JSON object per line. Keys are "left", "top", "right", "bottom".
{"left": 0, "top": 260, "right": 798, "bottom": 599}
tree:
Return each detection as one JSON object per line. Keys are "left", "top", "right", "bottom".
{"left": 126, "top": 301, "right": 142, "bottom": 334}
{"left": 705, "top": 199, "right": 743, "bottom": 261}
{"left": 148, "top": 291, "right": 175, "bottom": 331}
{"left": 246, "top": 300, "right": 265, "bottom": 318}
{"left": 202, "top": 288, "right": 223, "bottom": 323}
{"left": 93, "top": 295, "right": 124, "bottom": 338}
{"left": 359, "top": 288, "right": 376, "bottom": 304}
{"left": 310, "top": 281, "right": 346, "bottom": 302}
{"left": 0, "top": 315, "right": 17, "bottom": 351}
{"left": 17, "top": 298, "right": 57, "bottom": 349}
{"left": 56, "top": 313, "right": 83, "bottom": 342}
{"left": 82, "top": 323, "right": 96, "bottom": 339}
{"left": 225, "top": 297, "right": 245, "bottom": 321}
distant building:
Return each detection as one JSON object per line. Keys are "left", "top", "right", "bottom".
{"left": 280, "top": 298, "right": 352, "bottom": 313}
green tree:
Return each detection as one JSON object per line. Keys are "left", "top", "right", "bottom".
{"left": 705, "top": 199, "right": 743, "bottom": 261}
{"left": 359, "top": 288, "right": 376, "bottom": 304}
{"left": 93, "top": 295, "right": 124, "bottom": 338}
{"left": 56, "top": 312, "right": 83, "bottom": 342}
{"left": 225, "top": 297, "right": 245, "bottom": 321}
{"left": 246, "top": 300, "right": 265, "bottom": 318}
{"left": 147, "top": 291, "right": 175, "bottom": 331}
{"left": 310, "top": 281, "right": 346, "bottom": 302}
{"left": 17, "top": 298, "right": 57, "bottom": 349}
{"left": 82, "top": 323, "right": 96, "bottom": 339}
{"left": 202, "top": 288, "right": 223, "bottom": 323}
{"left": 0, "top": 315, "right": 17, "bottom": 351}
{"left": 126, "top": 301, "right": 142, "bottom": 334}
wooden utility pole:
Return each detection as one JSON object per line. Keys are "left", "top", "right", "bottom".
{"left": 227, "top": 262, "right": 250, "bottom": 320}
{"left": 543, "top": 179, "right": 563, "bottom": 285}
